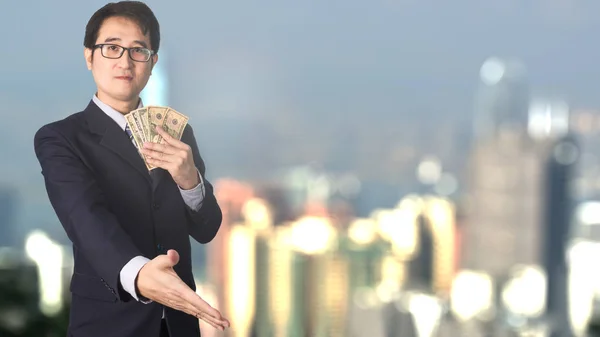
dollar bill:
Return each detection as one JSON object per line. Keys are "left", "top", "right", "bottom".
{"left": 147, "top": 106, "right": 169, "bottom": 143}
{"left": 125, "top": 105, "right": 189, "bottom": 171}
{"left": 136, "top": 107, "right": 150, "bottom": 141}
{"left": 124, "top": 111, "right": 152, "bottom": 170}
{"left": 160, "top": 108, "right": 188, "bottom": 143}
{"left": 125, "top": 111, "right": 146, "bottom": 144}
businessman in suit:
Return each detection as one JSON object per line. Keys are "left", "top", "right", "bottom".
{"left": 33, "top": 1, "right": 230, "bottom": 336}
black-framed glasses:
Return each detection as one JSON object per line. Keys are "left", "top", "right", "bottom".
{"left": 93, "top": 43, "right": 155, "bottom": 62}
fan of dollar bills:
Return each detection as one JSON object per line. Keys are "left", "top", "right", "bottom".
{"left": 124, "top": 106, "right": 189, "bottom": 170}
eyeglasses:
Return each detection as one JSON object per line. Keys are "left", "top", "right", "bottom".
{"left": 93, "top": 43, "right": 155, "bottom": 62}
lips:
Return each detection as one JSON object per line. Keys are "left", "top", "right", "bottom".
{"left": 115, "top": 76, "right": 133, "bottom": 81}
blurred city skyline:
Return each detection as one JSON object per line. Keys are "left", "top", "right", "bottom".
{"left": 3, "top": 1, "right": 600, "bottom": 336}
{"left": 4, "top": 1, "right": 600, "bottom": 245}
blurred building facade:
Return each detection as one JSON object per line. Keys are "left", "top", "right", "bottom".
{"left": 456, "top": 57, "right": 579, "bottom": 336}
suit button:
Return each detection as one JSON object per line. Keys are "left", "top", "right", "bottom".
{"left": 153, "top": 203, "right": 160, "bottom": 210}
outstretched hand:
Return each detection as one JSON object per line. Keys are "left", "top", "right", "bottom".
{"left": 136, "top": 249, "right": 230, "bottom": 331}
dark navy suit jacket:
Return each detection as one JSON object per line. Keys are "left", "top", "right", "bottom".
{"left": 33, "top": 100, "right": 222, "bottom": 337}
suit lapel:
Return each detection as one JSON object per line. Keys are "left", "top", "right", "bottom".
{"left": 83, "top": 100, "right": 152, "bottom": 186}
{"left": 101, "top": 126, "right": 152, "bottom": 184}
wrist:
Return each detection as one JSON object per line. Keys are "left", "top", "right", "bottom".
{"left": 179, "top": 170, "right": 200, "bottom": 190}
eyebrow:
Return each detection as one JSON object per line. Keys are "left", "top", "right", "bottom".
{"left": 104, "top": 37, "right": 149, "bottom": 49}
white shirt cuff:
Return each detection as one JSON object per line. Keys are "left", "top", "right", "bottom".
{"left": 120, "top": 255, "right": 152, "bottom": 303}
{"left": 178, "top": 168, "right": 205, "bottom": 212}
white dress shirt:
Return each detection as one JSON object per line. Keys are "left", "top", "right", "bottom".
{"left": 92, "top": 95, "right": 205, "bottom": 311}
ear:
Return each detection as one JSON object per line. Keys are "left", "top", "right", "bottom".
{"left": 84, "top": 48, "right": 93, "bottom": 70}
{"left": 150, "top": 53, "right": 159, "bottom": 74}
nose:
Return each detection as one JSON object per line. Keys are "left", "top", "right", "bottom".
{"left": 116, "top": 50, "right": 133, "bottom": 69}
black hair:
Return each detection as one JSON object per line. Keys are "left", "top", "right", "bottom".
{"left": 84, "top": 1, "right": 160, "bottom": 52}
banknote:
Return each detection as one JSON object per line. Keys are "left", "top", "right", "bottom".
{"left": 147, "top": 106, "right": 169, "bottom": 143}
{"left": 125, "top": 111, "right": 146, "bottom": 144}
{"left": 160, "top": 108, "right": 188, "bottom": 144}
{"left": 124, "top": 111, "right": 152, "bottom": 170}
{"left": 125, "top": 105, "right": 189, "bottom": 171}
{"left": 136, "top": 107, "right": 150, "bottom": 141}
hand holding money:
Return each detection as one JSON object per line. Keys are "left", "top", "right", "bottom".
{"left": 141, "top": 126, "right": 200, "bottom": 190}
{"left": 125, "top": 106, "right": 199, "bottom": 189}
{"left": 124, "top": 106, "right": 189, "bottom": 170}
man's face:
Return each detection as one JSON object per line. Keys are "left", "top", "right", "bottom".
{"left": 84, "top": 16, "right": 157, "bottom": 108}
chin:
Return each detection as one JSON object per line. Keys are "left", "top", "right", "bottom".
{"left": 97, "top": 83, "right": 141, "bottom": 104}
{"left": 109, "top": 91, "right": 140, "bottom": 103}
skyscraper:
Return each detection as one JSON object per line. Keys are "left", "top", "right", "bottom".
{"left": 474, "top": 57, "right": 529, "bottom": 140}
{"left": 542, "top": 135, "right": 578, "bottom": 337}
{"left": 461, "top": 58, "right": 577, "bottom": 336}
{"left": 462, "top": 124, "right": 558, "bottom": 276}
{"left": 406, "top": 214, "right": 433, "bottom": 290}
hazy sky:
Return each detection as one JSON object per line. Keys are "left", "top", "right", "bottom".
{"left": 2, "top": 0, "right": 600, "bottom": 241}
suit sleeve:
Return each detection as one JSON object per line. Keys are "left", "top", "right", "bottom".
{"left": 34, "top": 124, "right": 142, "bottom": 302}
{"left": 181, "top": 125, "right": 222, "bottom": 244}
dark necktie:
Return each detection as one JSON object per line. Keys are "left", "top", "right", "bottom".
{"left": 125, "top": 124, "right": 135, "bottom": 144}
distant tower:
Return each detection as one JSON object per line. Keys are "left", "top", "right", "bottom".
{"left": 407, "top": 214, "right": 434, "bottom": 289}
{"left": 543, "top": 135, "right": 578, "bottom": 337}
{"left": 462, "top": 57, "right": 577, "bottom": 336}
{"left": 474, "top": 57, "right": 529, "bottom": 139}
{"left": 140, "top": 51, "right": 169, "bottom": 106}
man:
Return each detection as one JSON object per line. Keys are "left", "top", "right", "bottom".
{"left": 33, "top": 2, "right": 230, "bottom": 336}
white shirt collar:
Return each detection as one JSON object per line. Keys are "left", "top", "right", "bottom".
{"left": 92, "top": 94, "right": 143, "bottom": 131}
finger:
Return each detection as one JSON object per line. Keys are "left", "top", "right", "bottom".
{"left": 161, "top": 282, "right": 228, "bottom": 330}
{"left": 195, "top": 314, "right": 225, "bottom": 331}
{"left": 156, "top": 126, "right": 190, "bottom": 151}
{"left": 154, "top": 251, "right": 179, "bottom": 269}
{"left": 162, "top": 283, "right": 206, "bottom": 315}
{"left": 155, "top": 126, "right": 175, "bottom": 144}
{"left": 198, "top": 315, "right": 220, "bottom": 330}
{"left": 197, "top": 310, "right": 228, "bottom": 329}
{"left": 143, "top": 141, "right": 178, "bottom": 155}
{"left": 145, "top": 157, "right": 174, "bottom": 171}
{"left": 184, "top": 292, "right": 221, "bottom": 319}
{"left": 166, "top": 249, "right": 179, "bottom": 264}
{"left": 141, "top": 148, "right": 178, "bottom": 163}
{"left": 197, "top": 312, "right": 225, "bottom": 331}
{"left": 182, "top": 290, "right": 228, "bottom": 325}
{"left": 173, "top": 287, "right": 228, "bottom": 329}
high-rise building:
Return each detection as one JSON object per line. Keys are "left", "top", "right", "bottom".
{"left": 463, "top": 58, "right": 573, "bottom": 278}
{"left": 473, "top": 57, "right": 529, "bottom": 140}
{"left": 207, "top": 179, "right": 255, "bottom": 332}
{"left": 461, "top": 59, "right": 577, "bottom": 335}
{"left": 253, "top": 233, "right": 271, "bottom": 337}
{"left": 542, "top": 135, "right": 579, "bottom": 337}
{"left": 268, "top": 227, "right": 294, "bottom": 337}
{"left": 407, "top": 214, "right": 434, "bottom": 290}
{"left": 462, "top": 127, "right": 562, "bottom": 276}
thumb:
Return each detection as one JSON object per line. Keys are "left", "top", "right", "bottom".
{"left": 166, "top": 249, "right": 180, "bottom": 266}
{"left": 155, "top": 249, "right": 180, "bottom": 268}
